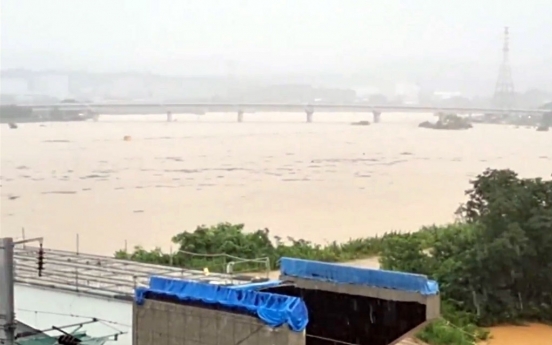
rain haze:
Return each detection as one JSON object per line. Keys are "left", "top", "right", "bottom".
{"left": 2, "top": 0, "right": 552, "bottom": 92}
{"left": 2, "top": 2, "right": 552, "bottom": 344}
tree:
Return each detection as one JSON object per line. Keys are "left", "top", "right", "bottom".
{"left": 457, "top": 169, "right": 552, "bottom": 324}
{"left": 380, "top": 169, "right": 552, "bottom": 326}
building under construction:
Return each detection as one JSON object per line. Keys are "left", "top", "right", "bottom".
{"left": 133, "top": 258, "right": 440, "bottom": 345}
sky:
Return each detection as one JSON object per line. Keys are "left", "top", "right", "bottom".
{"left": 1, "top": 0, "right": 551, "bottom": 89}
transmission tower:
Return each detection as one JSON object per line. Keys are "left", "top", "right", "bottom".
{"left": 492, "top": 27, "right": 515, "bottom": 110}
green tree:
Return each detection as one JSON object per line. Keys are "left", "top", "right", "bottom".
{"left": 457, "top": 169, "right": 552, "bottom": 324}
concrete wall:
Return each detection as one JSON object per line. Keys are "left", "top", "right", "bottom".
{"left": 133, "top": 299, "right": 304, "bottom": 345}
{"left": 280, "top": 275, "right": 440, "bottom": 320}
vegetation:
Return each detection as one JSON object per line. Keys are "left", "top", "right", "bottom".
{"left": 115, "top": 223, "right": 410, "bottom": 273}
{"left": 351, "top": 120, "right": 371, "bottom": 126}
{"left": 419, "top": 113, "right": 473, "bottom": 130}
{"left": 116, "top": 168, "right": 552, "bottom": 345}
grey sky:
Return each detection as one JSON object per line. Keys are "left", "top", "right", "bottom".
{"left": 1, "top": 0, "right": 551, "bottom": 80}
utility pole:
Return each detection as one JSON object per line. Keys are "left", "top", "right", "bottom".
{"left": 0, "top": 237, "right": 43, "bottom": 345}
{"left": 492, "top": 27, "right": 515, "bottom": 112}
{"left": 0, "top": 238, "right": 15, "bottom": 345}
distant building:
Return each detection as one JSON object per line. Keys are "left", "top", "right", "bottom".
{"left": 1, "top": 77, "right": 30, "bottom": 95}
{"left": 395, "top": 83, "right": 420, "bottom": 104}
{"left": 354, "top": 86, "right": 381, "bottom": 98}
{"left": 30, "top": 74, "right": 70, "bottom": 100}
{"left": 432, "top": 91, "right": 463, "bottom": 101}
{"left": 103, "top": 77, "right": 149, "bottom": 100}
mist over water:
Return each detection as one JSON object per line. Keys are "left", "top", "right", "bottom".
{"left": 1, "top": 113, "right": 550, "bottom": 255}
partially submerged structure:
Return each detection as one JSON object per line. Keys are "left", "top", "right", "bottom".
{"left": 419, "top": 113, "right": 472, "bottom": 130}
{"left": 133, "top": 258, "right": 440, "bottom": 345}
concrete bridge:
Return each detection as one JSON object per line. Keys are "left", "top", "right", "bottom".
{"left": 22, "top": 102, "right": 548, "bottom": 123}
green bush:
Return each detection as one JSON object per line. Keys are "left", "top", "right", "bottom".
{"left": 115, "top": 223, "right": 392, "bottom": 273}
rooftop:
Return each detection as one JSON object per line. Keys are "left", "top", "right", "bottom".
{"left": 13, "top": 246, "right": 265, "bottom": 299}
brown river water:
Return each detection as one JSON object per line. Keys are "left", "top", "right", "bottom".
{"left": 483, "top": 324, "right": 552, "bottom": 345}
{"left": 1, "top": 112, "right": 550, "bottom": 255}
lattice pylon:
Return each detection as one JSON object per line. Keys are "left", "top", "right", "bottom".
{"left": 493, "top": 27, "right": 515, "bottom": 110}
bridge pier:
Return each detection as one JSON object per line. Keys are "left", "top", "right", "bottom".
{"left": 237, "top": 110, "right": 244, "bottom": 123}
{"left": 373, "top": 111, "right": 381, "bottom": 123}
{"left": 305, "top": 110, "right": 314, "bottom": 123}
{"left": 304, "top": 104, "right": 315, "bottom": 123}
{"left": 167, "top": 111, "right": 173, "bottom": 122}
{"left": 306, "top": 111, "right": 314, "bottom": 123}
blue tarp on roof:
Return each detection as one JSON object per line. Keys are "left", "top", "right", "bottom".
{"left": 134, "top": 276, "right": 308, "bottom": 332}
{"left": 280, "top": 257, "right": 439, "bottom": 295}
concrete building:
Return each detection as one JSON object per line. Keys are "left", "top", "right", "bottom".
{"left": 30, "top": 74, "right": 70, "bottom": 100}
{"left": 133, "top": 258, "right": 440, "bottom": 345}
{"left": 1, "top": 77, "right": 30, "bottom": 95}
{"left": 432, "top": 91, "right": 463, "bottom": 101}
{"left": 395, "top": 83, "right": 420, "bottom": 104}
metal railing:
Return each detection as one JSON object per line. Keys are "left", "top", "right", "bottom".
{"left": 13, "top": 246, "right": 270, "bottom": 299}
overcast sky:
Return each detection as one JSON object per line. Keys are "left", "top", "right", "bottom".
{"left": 1, "top": 0, "right": 551, "bottom": 85}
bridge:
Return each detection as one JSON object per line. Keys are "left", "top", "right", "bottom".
{"left": 21, "top": 102, "right": 548, "bottom": 123}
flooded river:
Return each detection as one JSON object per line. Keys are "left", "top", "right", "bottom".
{"left": 484, "top": 324, "right": 552, "bottom": 345}
{"left": 1, "top": 112, "right": 550, "bottom": 255}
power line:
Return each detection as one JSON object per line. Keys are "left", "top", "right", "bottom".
{"left": 15, "top": 309, "right": 131, "bottom": 328}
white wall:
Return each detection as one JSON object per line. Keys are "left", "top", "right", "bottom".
{"left": 14, "top": 285, "right": 133, "bottom": 345}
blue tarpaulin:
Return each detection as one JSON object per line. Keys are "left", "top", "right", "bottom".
{"left": 280, "top": 257, "right": 439, "bottom": 295}
{"left": 134, "top": 276, "right": 308, "bottom": 332}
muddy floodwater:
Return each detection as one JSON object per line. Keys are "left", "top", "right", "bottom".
{"left": 1, "top": 112, "right": 550, "bottom": 255}
{"left": 483, "top": 324, "right": 552, "bottom": 345}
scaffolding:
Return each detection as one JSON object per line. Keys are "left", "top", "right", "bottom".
{"left": 13, "top": 246, "right": 268, "bottom": 299}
